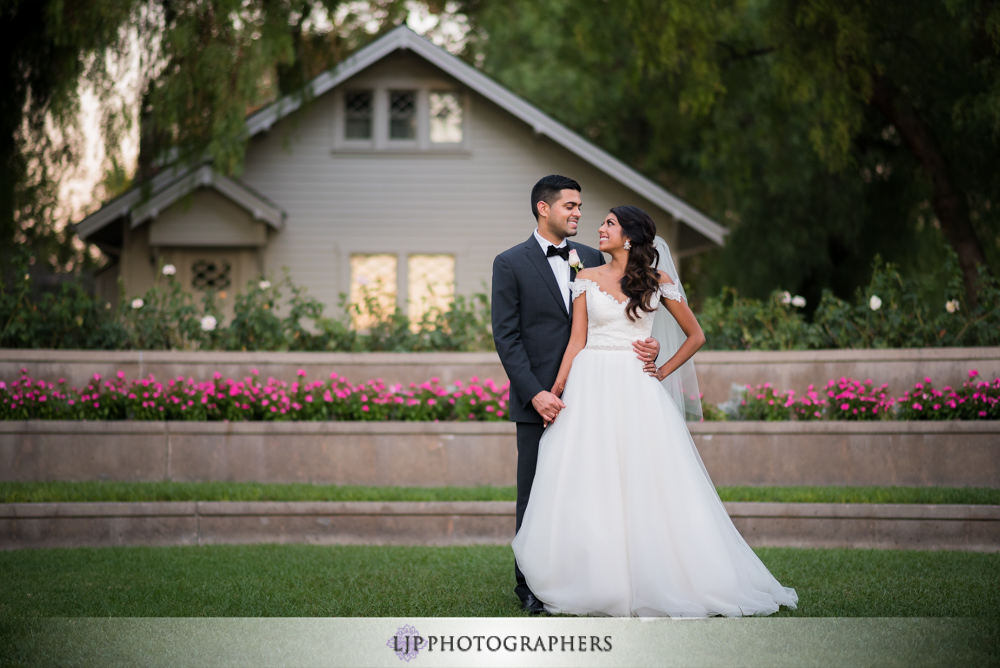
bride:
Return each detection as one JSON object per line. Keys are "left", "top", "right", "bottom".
{"left": 511, "top": 205, "right": 798, "bottom": 617}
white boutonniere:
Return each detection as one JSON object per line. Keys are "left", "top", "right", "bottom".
{"left": 567, "top": 249, "right": 584, "bottom": 271}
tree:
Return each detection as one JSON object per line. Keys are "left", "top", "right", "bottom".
{"left": 455, "top": 0, "right": 1000, "bottom": 307}
{"left": 1, "top": 0, "right": 407, "bottom": 272}
{"left": 1, "top": 0, "right": 134, "bottom": 273}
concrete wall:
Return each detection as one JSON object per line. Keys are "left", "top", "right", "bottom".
{"left": 3, "top": 420, "right": 998, "bottom": 488}
{"left": 3, "top": 347, "right": 997, "bottom": 404}
{"left": 3, "top": 501, "right": 996, "bottom": 551}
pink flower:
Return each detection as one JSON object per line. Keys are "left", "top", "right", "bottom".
{"left": 969, "top": 369, "right": 979, "bottom": 378}
{"left": 912, "top": 403, "right": 923, "bottom": 411}
{"left": 305, "top": 395, "right": 313, "bottom": 403}
{"left": 427, "top": 399, "right": 437, "bottom": 406}
{"left": 297, "top": 369, "right": 306, "bottom": 377}
{"left": 361, "top": 405, "right": 369, "bottom": 412}
{"left": 840, "top": 403, "right": 850, "bottom": 411}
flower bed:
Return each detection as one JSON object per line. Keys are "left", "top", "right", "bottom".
{"left": 1, "top": 368, "right": 998, "bottom": 422}
{"left": 0, "top": 369, "right": 509, "bottom": 422}
{"left": 726, "top": 370, "right": 999, "bottom": 421}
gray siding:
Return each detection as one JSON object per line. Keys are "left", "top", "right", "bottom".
{"left": 237, "top": 51, "right": 680, "bottom": 313}
{"left": 149, "top": 189, "right": 267, "bottom": 246}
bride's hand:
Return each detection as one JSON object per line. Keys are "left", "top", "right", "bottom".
{"left": 551, "top": 379, "right": 566, "bottom": 397}
{"left": 654, "top": 365, "right": 671, "bottom": 382}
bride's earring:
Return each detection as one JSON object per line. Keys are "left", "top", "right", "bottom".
{"left": 623, "top": 239, "right": 631, "bottom": 250}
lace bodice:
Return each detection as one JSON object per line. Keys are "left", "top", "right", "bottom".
{"left": 570, "top": 278, "right": 682, "bottom": 350}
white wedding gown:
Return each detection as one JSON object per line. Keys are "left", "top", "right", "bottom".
{"left": 511, "top": 278, "right": 798, "bottom": 617}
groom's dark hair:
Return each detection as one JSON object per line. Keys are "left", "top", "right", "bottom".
{"left": 531, "top": 175, "right": 581, "bottom": 220}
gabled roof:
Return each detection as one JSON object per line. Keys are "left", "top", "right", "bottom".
{"left": 247, "top": 25, "right": 727, "bottom": 245}
{"left": 78, "top": 25, "right": 726, "bottom": 245}
{"left": 77, "top": 165, "right": 285, "bottom": 239}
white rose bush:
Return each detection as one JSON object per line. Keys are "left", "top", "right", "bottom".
{"left": 699, "top": 254, "right": 1000, "bottom": 350}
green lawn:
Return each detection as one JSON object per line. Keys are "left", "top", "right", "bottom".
{"left": 3, "top": 481, "right": 999, "bottom": 504}
{"left": 2, "top": 545, "right": 997, "bottom": 665}
{"left": 1, "top": 544, "right": 997, "bottom": 618}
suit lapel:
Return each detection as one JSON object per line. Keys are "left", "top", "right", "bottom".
{"left": 523, "top": 236, "right": 569, "bottom": 316}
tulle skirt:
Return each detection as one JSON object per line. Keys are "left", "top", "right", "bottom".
{"left": 511, "top": 348, "right": 798, "bottom": 617}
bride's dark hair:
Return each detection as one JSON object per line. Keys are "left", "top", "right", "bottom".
{"left": 610, "top": 205, "right": 662, "bottom": 322}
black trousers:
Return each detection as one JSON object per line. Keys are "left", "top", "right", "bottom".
{"left": 514, "top": 421, "right": 545, "bottom": 603}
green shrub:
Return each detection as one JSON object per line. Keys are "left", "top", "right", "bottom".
{"left": 700, "top": 253, "right": 1000, "bottom": 350}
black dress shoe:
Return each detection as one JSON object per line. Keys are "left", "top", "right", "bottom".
{"left": 522, "top": 593, "right": 546, "bottom": 614}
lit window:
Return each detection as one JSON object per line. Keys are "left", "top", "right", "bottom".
{"left": 344, "top": 91, "right": 373, "bottom": 140}
{"left": 408, "top": 254, "right": 455, "bottom": 325}
{"left": 429, "top": 92, "right": 463, "bottom": 143}
{"left": 389, "top": 90, "right": 417, "bottom": 140}
{"left": 350, "top": 254, "right": 397, "bottom": 328}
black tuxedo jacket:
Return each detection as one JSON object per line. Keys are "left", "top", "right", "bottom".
{"left": 492, "top": 234, "right": 606, "bottom": 424}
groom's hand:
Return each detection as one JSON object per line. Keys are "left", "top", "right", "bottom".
{"left": 633, "top": 337, "right": 660, "bottom": 375}
{"left": 532, "top": 391, "right": 566, "bottom": 426}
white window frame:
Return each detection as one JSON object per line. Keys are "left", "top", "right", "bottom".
{"left": 335, "top": 244, "right": 467, "bottom": 319}
{"left": 332, "top": 77, "right": 471, "bottom": 155}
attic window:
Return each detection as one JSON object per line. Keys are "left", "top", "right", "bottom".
{"left": 429, "top": 92, "right": 463, "bottom": 143}
{"left": 389, "top": 91, "right": 417, "bottom": 140}
{"left": 344, "top": 91, "right": 373, "bottom": 140}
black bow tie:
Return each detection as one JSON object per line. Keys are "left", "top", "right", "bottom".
{"left": 546, "top": 245, "right": 570, "bottom": 261}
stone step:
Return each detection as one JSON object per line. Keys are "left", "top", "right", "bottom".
{"left": 3, "top": 420, "right": 999, "bottom": 488}
{"left": 2, "top": 501, "right": 997, "bottom": 552}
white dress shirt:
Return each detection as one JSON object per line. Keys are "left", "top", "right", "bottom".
{"left": 534, "top": 228, "right": 571, "bottom": 312}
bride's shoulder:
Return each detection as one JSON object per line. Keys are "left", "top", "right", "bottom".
{"left": 655, "top": 270, "right": 683, "bottom": 302}
{"left": 575, "top": 267, "right": 600, "bottom": 281}
{"left": 655, "top": 269, "right": 674, "bottom": 285}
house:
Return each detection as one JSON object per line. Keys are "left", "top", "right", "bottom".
{"left": 76, "top": 25, "right": 727, "bottom": 322}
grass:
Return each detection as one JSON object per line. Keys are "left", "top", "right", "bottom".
{"left": 2, "top": 545, "right": 997, "bottom": 664}
{"left": 0, "top": 544, "right": 997, "bottom": 618}
{"left": 2, "top": 481, "right": 999, "bottom": 505}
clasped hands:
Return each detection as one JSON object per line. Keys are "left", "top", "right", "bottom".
{"left": 534, "top": 337, "right": 661, "bottom": 426}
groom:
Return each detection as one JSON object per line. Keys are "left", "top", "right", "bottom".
{"left": 491, "top": 175, "right": 660, "bottom": 612}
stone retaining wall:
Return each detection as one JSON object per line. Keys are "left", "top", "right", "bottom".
{"left": 2, "top": 347, "right": 997, "bottom": 404}
{"left": 2, "top": 501, "right": 996, "bottom": 551}
{"left": 3, "top": 420, "right": 998, "bottom": 488}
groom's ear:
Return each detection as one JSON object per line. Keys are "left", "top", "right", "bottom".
{"left": 536, "top": 200, "right": 549, "bottom": 220}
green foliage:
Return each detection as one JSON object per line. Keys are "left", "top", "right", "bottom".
{"left": 458, "top": 0, "right": 1000, "bottom": 306}
{"left": 1, "top": 249, "right": 494, "bottom": 352}
{"left": 0, "top": 253, "right": 128, "bottom": 349}
{"left": 813, "top": 255, "right": 1000, "bottom": 349}
{"left": 700, "top": 288, "right": 824, "bottom": 351}
{"left": 701, "top": 254, "right": 1000, "bottom": 350}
